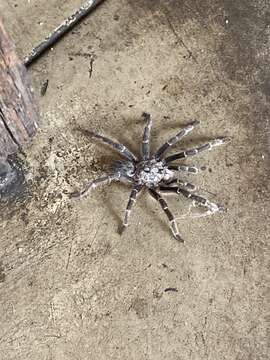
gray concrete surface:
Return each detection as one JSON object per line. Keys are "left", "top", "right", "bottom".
{"left": 0, "top": 1, "right": 269, "bottom": 359}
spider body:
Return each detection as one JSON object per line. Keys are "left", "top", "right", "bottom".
{"left": 134, "top": 160, "right": 173, "bottom": 187}
{"left": 72, "top": 113, "right": 228, "bottom": 241}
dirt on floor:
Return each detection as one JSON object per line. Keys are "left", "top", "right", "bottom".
{"left": 0, "top": 1, "right": 269, "bottom": 359}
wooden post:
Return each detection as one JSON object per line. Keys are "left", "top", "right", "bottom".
{"left": 0, "top": 18, "right": 39, "bottom": 196}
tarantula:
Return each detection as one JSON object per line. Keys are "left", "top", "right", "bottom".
{"left": 71, "top": 113, "right": 228, "bottom": 242}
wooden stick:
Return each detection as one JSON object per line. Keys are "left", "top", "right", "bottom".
{"left": 24, "top": 0, "right": 106, "bottom": 67}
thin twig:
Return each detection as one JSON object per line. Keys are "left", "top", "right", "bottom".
{"left": 24, "top": 0, "right": 106, "bottom": 67}
{"left": 88, "top": 55, "right": 95, "bottom": 78}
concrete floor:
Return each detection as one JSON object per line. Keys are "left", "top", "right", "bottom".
{"left": 0, "top": 0, "right": 269, "bottom": 359}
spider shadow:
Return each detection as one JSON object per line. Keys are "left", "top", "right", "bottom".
{"left": 73, "top": 118, "right": 142, "bottom": 158}
{"left": 131, "top": 117, "right": 219, "bottom": 158}
{"left": 100, "top": 184, "right": 170, "bottom": 238}
{"left": 152, "top": 120, "right": 220, "bottom": 152}
{"left": 73, "top": 117, "right": 219, "bottom": 161}
{"left": 100, "top": 182, "right": 129, "bottom": 232}
{"left": 103, "top": 184, "right": 181, "bottom": 240}
{"left": 119, "top": 117, "right": 222, "bottom": 157}
{"left": 141, "top": 191, "right": 176, "bottom": 238}
{"left": 107, "top": 116, "right": 144, "bottom": 157}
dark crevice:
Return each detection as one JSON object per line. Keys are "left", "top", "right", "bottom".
{"left": 0, "top": 107, "right": 20, "bottom": 149}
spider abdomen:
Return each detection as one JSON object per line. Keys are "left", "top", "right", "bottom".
{"left": 134, "top": 159, "right": 173, "bottom": 187}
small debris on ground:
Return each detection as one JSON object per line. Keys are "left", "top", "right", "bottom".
{"left": 40, "top": 79, "right": 49, "bottom": 96}
{"left": 164, "top": 287, "right": 178, "bottom": 293}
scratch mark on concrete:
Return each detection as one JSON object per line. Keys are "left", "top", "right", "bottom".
{"left": 165, "top": 14, "right": 198, "bottom": 64}
{"left": 66, "top": 242, "right": 73, "bottom": 270}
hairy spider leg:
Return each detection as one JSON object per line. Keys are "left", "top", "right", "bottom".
{"left": 81, "top": 129, "right": 137, "bottom": 162}
{"left": 165, "top": 137, "right": 228, "bottom": 163}
{"left": 155, "top": 120, "right": 199, "bottom": 159}
{"left": 119, "top": 185, "right": 143, "bottom": 235}
{"left": 70, "top": 173, "right": 121, "bottom": 198}
{"left": 141, "top": 112, "right": 153, "bottom": 160}
{"left": 164, "top": 178, "right": 196, "bottom": 191}
{"left": 148, "top": 188, "right": 184, "bottom": 242}
{"left": 168, "top": 164, "right": 199, "bottom": 174}
{"left": 159, "top": 186, "right": 223, "bottom": 212}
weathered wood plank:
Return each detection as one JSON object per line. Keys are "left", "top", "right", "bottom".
{"left": 0, "top": 18, "right": 39, "bottom": 160}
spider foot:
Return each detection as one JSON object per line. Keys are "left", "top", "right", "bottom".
{"left": 69, "top": 190, "right": 83, "bottom": 199}
{"left": 193, "top": 199, "right": 225, "bottom": 214}
{"left": 174, "top": 233, "right": 184, "bottom": 243}
{"left": 118, "top": 224, "right": 127, "bottom": 236}
{"left": 204, "top": 200, "right": 224, "bottom": 213}
{"left": 216, "top": 204, "right": 227, "bottom": 212}
{"left": 142, "top": 112, "right": 151, "bottom": 121}
{"left": 213, "top": 137, "right": 231, "bottom": 146}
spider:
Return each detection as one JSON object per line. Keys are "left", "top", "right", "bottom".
{"left": 71, "top": 113, "right": 228, "bottom": 242}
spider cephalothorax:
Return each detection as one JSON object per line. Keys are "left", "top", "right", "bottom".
{"left": 71, "top": 113, "right": 228, "bottom": 241}
{"left": 133, "top": 160, "right": 173, "bottom": 187}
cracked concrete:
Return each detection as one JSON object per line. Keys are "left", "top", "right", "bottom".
{"left": 0, "top": 1, "right": 269, "bottom": 359}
